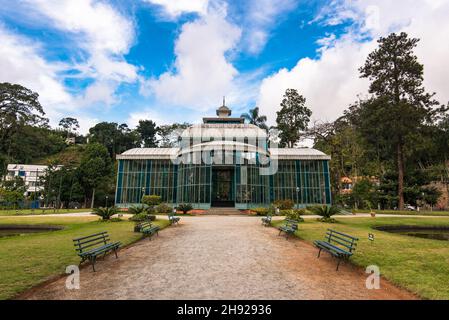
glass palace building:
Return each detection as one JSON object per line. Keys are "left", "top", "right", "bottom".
{"left": 115, "top": 104, "right": 331, "bottom": 209}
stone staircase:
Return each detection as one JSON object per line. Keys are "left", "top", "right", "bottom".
{"left": 205, "top": 207, "right": 245, "bottom": 215}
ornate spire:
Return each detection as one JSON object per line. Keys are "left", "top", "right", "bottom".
{"left": 216, "top": 97, "right": 231, "bottom": 117}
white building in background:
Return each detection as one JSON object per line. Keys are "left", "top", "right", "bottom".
{"left": 5, "top": 164, "right": 49, "bottom": 196}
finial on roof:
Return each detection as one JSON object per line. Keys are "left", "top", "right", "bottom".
{"left": 216, "top": 97, "right": 231, "bottom": 117}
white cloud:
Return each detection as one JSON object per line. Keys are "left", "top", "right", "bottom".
{"left": 143, "top": 0, "right": 209, "bottom": 18}
{"left": 143, "top": 7, "right": 242, "bottom": 110}
{"left": 258, "top": 0, "right": 449, "bottom": 126}
{"left": 23, "top": 0, "right": 139, "bottom": 105}
{"left": 0, "top": 25, "right": 72, "bottom": 118}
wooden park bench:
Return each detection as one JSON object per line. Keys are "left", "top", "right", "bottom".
{"left": 314, "top": 229, "right": 359, "bottom": 271}
{"left": 261, "top": 214, "right": 272, "bottom": 227}
{"left": 136, "top": 221, "right": 160, "bottom": 240}
{"left": 168, "top": 212, "right": 180, "bottom": 225}
{"left": 278, "top": 219, "right": 298, "bottom": 239}
{"left": 73, "top": 232, "right": 121, "bottom": 272}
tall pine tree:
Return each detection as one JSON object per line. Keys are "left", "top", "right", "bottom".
{"left": 359, "top": 32, "right": 440, "bottom": 210}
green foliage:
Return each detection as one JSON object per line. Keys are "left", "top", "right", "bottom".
{"left": 92, "top": 207, "right": 118, "bottom": 220}
{"left": 177, "top": 203, "right": 193, "bottom": 214}
{"left": 309, "top": 205, "right": 341, "bottom": 223}
{"left": 0, "top": 83, "right": 48, "bottom": 157}
{"left": 128, "top": 205, "right": 148, "bottom": 215}
{"left": 78, "top": 143, "right": 113, "bottom": 206}
{"left": 284, "top": 209, "right": 305, "bottom": 222}
{"left": 156, "top": 203, "right": 172, "bottom": 213}
{"left": 59, "top": 117, "right": 79, "bottom": 137}
{"left": 142, "top": 195, "right": 162, "bottom": 206}
{"left": 358, "top": 32, "right": 442, "bottom": 210}
{"left": 157, "top": 123, "right": 190, "bottom": 147}
{"left": 273, "top": 199, "right": 294, "bottom": 210}
{"left": 252, "top": 207, "right": 269, "bottom": 216}
{"left": 136, "top": 120, "right": 158, "bottom": 147}
{"left": 276, "top": 89, "right": 312, "bottom": 148}
{"left": 88, "top": 122, "right": 139, "bottom": 157}
{"left": 240, "top": 107, "right": 268, "bottom": 131}
{"left": 0, "top": 188, "right": 24, "bottom": 204}
{"left": 129, "top": 212, "right": 156, "bottom": 222}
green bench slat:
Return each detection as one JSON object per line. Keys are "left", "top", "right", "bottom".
{"left": 314, "top": 241, "right": 352, "bottom": 256}
{"left": 73, "top": 231, "right": 121, "bottom": 271}
{"left": 73, "top": 231, "right": 108, "bottom": 242}
{"left": 314, "top": 229, "right": 359, "bottom": 271}
{"left": 79, "top": 242, "right": 121, "bottom": 257}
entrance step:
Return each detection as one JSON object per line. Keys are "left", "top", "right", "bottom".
{"left": 205, "top": 208, "right": 245, "bottom": 215}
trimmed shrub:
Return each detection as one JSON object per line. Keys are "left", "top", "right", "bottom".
{"left": 273, "top": 199, "right": 295, "bottom": 210}
{"left": 129, "top": 212, "right": 156, "bottom": 222}
{"left": 177, "top": 203, "right": 193, "bottom": 214}
{"left": 157, "top": 203, "right": 172, "bottom": 214}
{"left": 142, "top": 195, "right": 162, "bottom": 206}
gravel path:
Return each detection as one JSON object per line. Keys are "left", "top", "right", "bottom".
{"left": 20, "top": 216, "right": 416, "bottom": 300}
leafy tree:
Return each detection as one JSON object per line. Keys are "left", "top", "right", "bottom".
{"left": 78, "top": 143, "right": 113, "bottom": 208}
{"left": 59, "top": 117, "right": 79, "bottom": 138}
{"left": 0, "top": 83, "right": 48, "bottom": 158}
{"left": 241, "top": 107, "right": 269, "bottom": 131}
{"left": 276, "top": 89, "right": 312, "bottom": 147}
{"left": 359, "top": 32, "right": 441, "bottom": 210}
{"left": 158, "top": 123, "right": 190, "bottom": 147}
{"left": 136, "top": 120, "right": 158, "bottom": 148}
{"left": 420, "top": 186, "right": 442, "bottom": 209}
{"left": 0, "top": 188, "right": 24, "bottom": 206}
{"left": 1, "top": 176, "right": 25, "bottom": 192}
{"left": 88, "top": 122, "right": 138, "bottom": 157}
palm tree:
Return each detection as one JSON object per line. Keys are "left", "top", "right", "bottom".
{"left": 92, "top": 207, "right": 118, "bottom": 220}
{"left": 241, "top": 107, "right": 269, "bottom": 131}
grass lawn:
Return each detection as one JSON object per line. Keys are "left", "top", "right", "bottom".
{"left": 0, "top": 208, "right": 92, "bottom": 216}
{"left": 273, "top": 217, "right": 449, "bottom": 300}
{"left": 354, "top": 209, "right": 449, "bottom": 216}
{"left": 0, "top": 216, "right": 170, "bottom": 300}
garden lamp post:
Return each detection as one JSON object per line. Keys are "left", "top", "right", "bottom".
{"left": 105, "top": 195, "right": 109, "bottom": 208}
{"left": 142, "top": 187, "right": 146, "bottom": 199}
{"left": 296, "top": 186, "right": 300, "bottom": 209}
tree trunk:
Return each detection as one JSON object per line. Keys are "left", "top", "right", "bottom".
{"left": 91, "top": 188, "right": 96, "bottom": 209}
{"left": 397, "top": 142, "right": 405, "bottom": 210}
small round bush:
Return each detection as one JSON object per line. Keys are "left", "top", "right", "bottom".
{"left": 142, "top": 195, "right": 162, "bottom": 206}
{"left": 273, "top": 199, "right": 295, "bottom": 210}
{"left": 177, "top": 203, "right": 193, "bottom": 214}
{"left": 157, "top": 203, "right": 172, "bottom": 214}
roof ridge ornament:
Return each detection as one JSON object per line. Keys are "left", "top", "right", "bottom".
{"left": 217, "top": 97, "right": 231, "bottom": 117}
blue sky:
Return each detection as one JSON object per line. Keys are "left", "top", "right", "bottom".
{"left": 0, "top": 0, "right": 448, "bottom": 133}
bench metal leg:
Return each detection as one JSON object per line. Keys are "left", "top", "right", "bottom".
{"left": 336, "top": 259, "right": 341, "bottom": 271}
{"left": 317, "top": 248, "right": 322, "bottom": 258}
{"left": 91, "top": 256, "right": 97, "bottom": 272}
{"left": 114, "top": 248, "right": 118, "bottom": 259}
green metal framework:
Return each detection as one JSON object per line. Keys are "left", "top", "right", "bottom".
{"left": 115, "top": 156, "right": 331, "bottom": 209}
